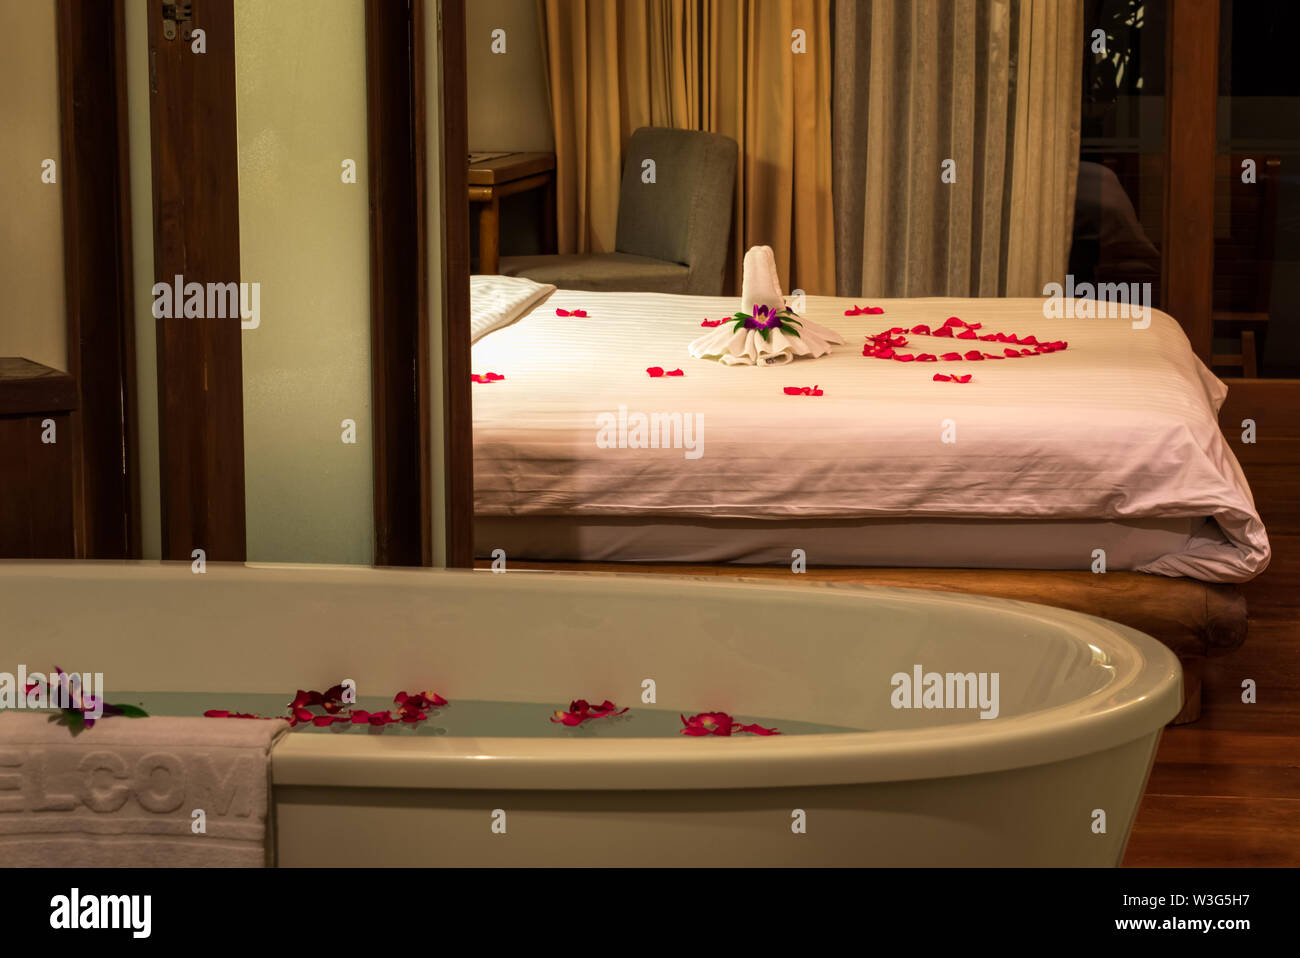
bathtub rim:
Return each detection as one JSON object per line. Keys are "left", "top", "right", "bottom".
{"left": 0, "top": 561, "right": 1182, "bottom": 791}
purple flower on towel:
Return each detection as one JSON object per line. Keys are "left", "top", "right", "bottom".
{"left": 743, "top": 304, "right": 783, "bottom": 330}
{"left": 730, "top": 304, "right": 803, "bottom": 342}
{"left": 25, "top": 668, "right": 148, "bottom": 734}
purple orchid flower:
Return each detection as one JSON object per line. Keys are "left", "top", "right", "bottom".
{"left": 743, "top": 304, "right": 784, "bottom": 330}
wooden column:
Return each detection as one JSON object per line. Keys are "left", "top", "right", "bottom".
{"left": 1162, "top": 0, "right": 1219, "bottom": 362}
{"left": 148, "top": 0, "right": 247, "bottom": 561}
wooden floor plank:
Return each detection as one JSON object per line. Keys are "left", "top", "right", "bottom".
{"left": 1123, "top": 795, "right": 1300, "bottom": 867}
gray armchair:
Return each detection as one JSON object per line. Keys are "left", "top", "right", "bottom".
{"left": 499, "top": 127, "right": 738, "bottom": 295}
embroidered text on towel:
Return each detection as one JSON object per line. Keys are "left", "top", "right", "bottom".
{"left": 0, "top": 748, "right": 262, "bottom": 817}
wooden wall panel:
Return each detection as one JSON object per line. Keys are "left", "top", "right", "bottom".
{"left": 1162, "top": 0, "right": 1219, "bottom": 362}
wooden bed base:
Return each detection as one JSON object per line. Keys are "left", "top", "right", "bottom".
{"left": 475, "top": 561, "right": 1247, "bottom": 725}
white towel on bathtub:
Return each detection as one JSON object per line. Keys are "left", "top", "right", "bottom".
{"left": 0, "top": 712, "right": 289, "bottom": 867}
{"left": 689, "top": 245, "right": 844, "bottom": 366}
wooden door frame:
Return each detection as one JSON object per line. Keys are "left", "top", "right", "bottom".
{"left": 365, "top": 0, "right": 432, "bottom": 566}
{"left": 55, "top": 0, "right": 140, "bottom": 559}
{"left": 366, "top": 0, "right": 470, "bottom": 568}
{"left": 140, "top": 0, "right": 469, "bottom": 568}
{"left": 435, "top": 0, "right": 472, "bottom": 568}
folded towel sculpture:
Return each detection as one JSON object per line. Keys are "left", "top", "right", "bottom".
{"left": 0, "top": 711, "right": 288, "bottom": 867}
{"left": 689, "top": 245, "right": 844, "bottom": 366}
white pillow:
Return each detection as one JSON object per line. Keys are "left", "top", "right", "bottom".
{"left": 470, "top": 275, "right": 557, "bottom": 344}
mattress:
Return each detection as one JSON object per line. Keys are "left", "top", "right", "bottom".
{"left": 470, "top": 289, "right": 1270, "bottom": 582}
{"left": 474, "top": 515, "right": 1222, "bottom": 571}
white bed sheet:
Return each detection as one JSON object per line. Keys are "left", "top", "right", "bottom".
{"left": 470, "top": 291, "right": 1270, "bottom": 582}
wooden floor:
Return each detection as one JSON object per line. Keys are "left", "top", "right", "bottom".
{"left": 1122, "top": 380, "right": 1300, "bottom": 866}
{"left": 1122, "top": 532, "right": 1300, "bottom": 866}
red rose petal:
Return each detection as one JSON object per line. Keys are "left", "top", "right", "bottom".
{"left": 665, "top": 368, "right": 685, "bottom": 376}
{"left": 735, "top": 723, "right": 780, "bottom": 736}
{"left": 964, "top": 350, "right": 985, "bottom": 361}
{"left": 956, "top": 329, "right": 977, "bottom": 340}
{"left": 646, "top": 366, "right": 664, "bottom": 377}
{"left": 933, "top": 326, "right": 954, "bottom": 338}
{"left": 700, "top": 318, "right": 724, "bottom": 327}
{"left": 940, "top": 352, "right": 963, "bottom": 361}
{"left": 910, "top": 324, "right": 931, "bottom": 335}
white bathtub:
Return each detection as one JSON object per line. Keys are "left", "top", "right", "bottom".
{"left": 0, "top": 562, "right": 1181, "bottom": 866}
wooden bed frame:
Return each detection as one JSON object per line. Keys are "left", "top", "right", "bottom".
{"left": 473, "top": 559, "right": 1246, "bottom": 725}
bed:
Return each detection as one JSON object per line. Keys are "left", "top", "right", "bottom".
{"left": 468, "top": 278, "right": 1270, "bottom": 720}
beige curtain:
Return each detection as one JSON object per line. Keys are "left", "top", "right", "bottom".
{"left": 539, "top": 0, "right": 835, "bottom": 295}
{"left": 832, "top": 0, "right": 1082, "bottom": 297}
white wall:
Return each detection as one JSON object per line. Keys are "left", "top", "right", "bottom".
{"left": 234, "top": 0, "right": 375, "bottom": 565}
{"left": 125, "top": 0, "right": 161, "bottom": 559}
{"left": 466, "top": 0, "right": 554, "bottom": 152}
{"left": 0, "top": 0, "right": 67, "bottom": 371}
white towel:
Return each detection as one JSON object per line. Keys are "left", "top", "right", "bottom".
{"left": 689, "top": 245, "right": 844, "bottom": 366}
{"left": 470, "top": 274, "right": 556, "bottom": 343}
{"left": 740, "top": 243, "right": 785, "bottom": 313}
{"left": 0, "top": 712, "right": 289, "bottom": 867}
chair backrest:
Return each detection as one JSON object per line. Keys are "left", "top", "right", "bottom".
{"left": 614, "top": 127, "right": 738, "bottom": 294}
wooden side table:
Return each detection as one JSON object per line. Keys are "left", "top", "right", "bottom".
{"left": 0, "top": 357, "right": 78, "bottom": 558}
{"left": 468, "top": 151, "right": 556, "bottom": 274}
